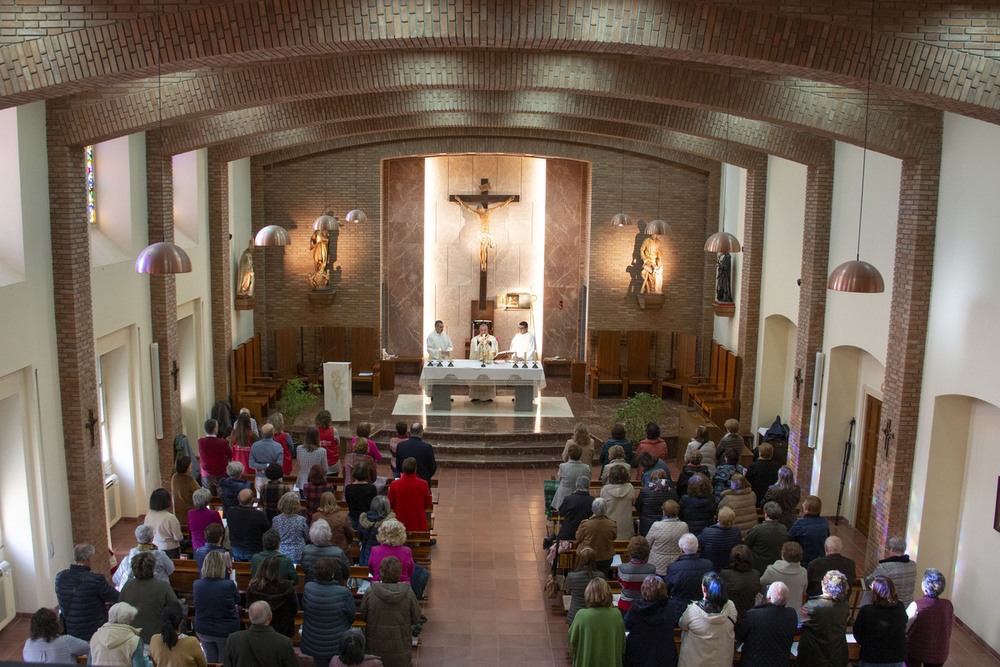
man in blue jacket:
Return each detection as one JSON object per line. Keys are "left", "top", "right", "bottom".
{"left": 788, "top": 495, "right": 831, "bottom": 566}
{"left": 54, "top": 543, "right": 119, "bottom": 640}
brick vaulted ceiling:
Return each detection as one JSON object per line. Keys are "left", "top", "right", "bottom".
{"left": 2, "top": 1, "right": 996, "bottom": 166}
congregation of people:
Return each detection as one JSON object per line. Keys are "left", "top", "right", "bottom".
{"left": 39, "top": 411, "right": 437, "bottom": 667}
{"left": 555, "top": 419, "right": 955, "bottom": 667}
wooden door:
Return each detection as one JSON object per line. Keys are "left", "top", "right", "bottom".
{"left": 855, "top": 394, "right": 882, "bottom": 536}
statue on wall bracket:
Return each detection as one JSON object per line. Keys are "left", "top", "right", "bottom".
{"left": 234, "top": 236, "right": 255, "bottom": 310}
{"left": 713, "top": 252, "right": 735, "bottom": 317}
{"left": 636, "top": 219, "right": 667, "bottom": 310}
{"left": 308, "top": 214, "right": 340, "bottom": 300}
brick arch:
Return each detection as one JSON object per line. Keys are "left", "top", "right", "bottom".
{"left": 160, "top": 89, "right": 827, "bottom": 165}
{"left": 5, "top": 0, "right": 999, "bottom": 127}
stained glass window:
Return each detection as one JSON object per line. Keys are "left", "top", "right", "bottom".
{"left": 86, "top": 144, "right": 96, "bottom": 224}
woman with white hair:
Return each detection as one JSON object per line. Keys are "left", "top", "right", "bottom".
{"left": 217, "top": 461, "right": 251, "bottom": 514}
{"left": 89, "top": 602, "right": 144, "bottom": 667}
{"left": 905, "top": 568, "right": 954, "bottom": 667}
{"left": 112, "top": 523, "right": 175, "bottom": 591}
{"left": 576, "top": 497, "right": 618, "bottom": 574}
{"left": 187, "top": 487, "right": 223, "bottom": 551}
{"left": 301, "top": 518, "right": 351, "bottom": 584}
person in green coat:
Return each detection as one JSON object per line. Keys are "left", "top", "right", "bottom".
{"left": 568, "top": 578, "right": 626, "bottom": 667}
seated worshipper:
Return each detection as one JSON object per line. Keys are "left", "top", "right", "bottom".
{"left": 557, "top": 475, "right": 595, "bottom": 541}
{"left": 634, "top": 422, "right": 668, "bottom": 472}
{"left": 623, "top": 575, "right": 686, "bottom": 667}
{"left": 678, "top": 474, "right": 716, "bottom": 537}
{"left": 225, "top": 488, "right": 271, "bottom": 561}
{"left": 360, "top": 556, "right": 422, "bottom": 667}
{"left": 697, "top": 506, "right": 742, "bottom": 571}
{"left": 300, "top": 557, "right": 358, "bottom": 667}
{"left": 388, "top": 457, "right": 433, "bottom": 533}
{"left": 268, "top": 412, "right": 295, "bottom": 476}
{"left": 564, "top": 547, "right": 605, "bottom": 626}
{"left": 807, "top": 536, "right": 857, "bottom": 598}
{"left": 316, "top": 409, "right": 341, "bottom": 476}
{"left": 600, "top": 465, "right": 637, "bottom": 540}
{"left": 194, "top": 522, "right": 230, "bottom": 575}
{"left": 600, "top": 423, "right": 633, "bottom": 475}
{"left": 89, "top": 602, "right": 143, "bottom": 667}
{"left": 193, "top": 550, "right": 240, "bottom": 664}
{"left": 718, "top": 474, "right": 757, "bottom": 538}
{"left": 617, "top": 536, "right": 657, "bottom": 613}
{"left": 118, "top": 552, "right": 179, "bottom": 645}
{"left": 22, "top": 607, "right": 90, "bottom": 665}
{"left": 646, "top": 499, "right": 689, "bottom": 575}
{"left": 684, "top": 425, "right": 717, "bottom": 478}
{"left": 369, "top": 519, "right": 429, "bottom": 598}
{"left": 720, "top": 544, "right": 762, "bottom": 619}
{"left": 217, "top": 461, "right": 251, "bottom": 514}
{"left": 576, "top": 497, "right": 618, "bottom": 574}
{"left": 302, "top": 519, "right": 351, "bottom": 584}
{"left": 357, "top": 495, "right": 395, "bottom": 566}
{"left": 906, "top": 568, "right": 954, "bottom": 667}
{"left": 733, "top": 580, "right": 798, "bottom": 667}
{"left": 352, "top": 422, "right": 383, "bottom": 465}
{"left": 677, "top": 572, "right": 738, "bottom": 667}
{"left": 634, "top": 451, "right": 671, "bottom": 487}
{"left": 343, "top": 438, "right": 377, "bottom": 485}
{"left": 744, "top": 501, "right": 789, "bottom": 575}
{"left": 331, "top": 628, "right": 384, "bottom": 667}
{"left": 675, "top": 449, "right": 711, "bottom": 498}
{"left": 301, "top": 464, "right": 336, "bottom": 521}
{"left": 198, "top": 418, "right": 232, "bottom": 494}
{"left": 55, "top": 543, "right": 119, "bottom": 641}
{"left": 112, "top": 524, "right": 175, "bottom": 591}
{"left": 224, "top": 601, "right": 298, "bottom": 667}
{"left": 760, "top": 541, "right": 809, "bottom": 614}
{"left": 388, "top": 421, "right": 408, "bottom": 479}
{"left": 312, "top": 491, "right": 356, "bottom": 552}
{"left": 745, "top": 442, "right": 780, "bottom": 507}
{"left": 562, "top": 422, "right": 595, "bottom": 466}
{"left": 144, "top": 487, "right": 183, "bottom": 558}
{"left": 863, "top": 534, "right": 918, "bottom": 607}
{"left": 716, "top": 418, "right": 744, "bottom": 465}
{"left": 250, "top": 529, "right": 299, "bottom": 584}
{"left": 246, "top": 556, "right": 299, "bottom": 639}
{"left": 296, "top": 427, "right": 331, "bottom": 490}
{"left": 599, "top": 444, "right": 631, "bottom": 484}
{"left": 229, "top": 410, "right": 255, "bottom": 470}
{"left": 711, "top": 447, "right": 746, "bottom": 497}
{"left": 510, "top": 320, "right": 537, "bottom": 361}
{"left": 788, "top": 494, "right": 830, "bottom": 566}
{"left": 187, "top": 487, "right": 223, "bottom": 551}
{"left": 568, "top": 578, "right": 626, "bottom": 667}
{"left": 149, "top": 601, "right": 207, "bottom": 667}
{"left": 425, "top": 319, "right": 454, "bottom": 361}
{"left": 272, "top": 490, "right": 309, "bottom": 564}
{"left": 635, "top": 468, "right": 679, "bottom": 536}
{"left": 260, "top": 462, "right": 291, "bottom": 522}
{"left": 469, "top": 322, "right": 499, "bottom": 401}
{"left": 663, "top": 533, "right": 714, "bottom": 603}
{"left": 345, "top": 463, "right": 379, "bottom": 530}
{"left": 552, "top": 444, "right": 592, "bottom": 511}
{"left": 762, "top": 465, "right": 801, "bottom": 530}
{"left": 171, "top": 456, "right": 201, "bottom": 533}
{"left": 798, "top": 570, "right": 851, "bottom": 667}
{"left": 854, "top": 575, "right": 908, "bottom": 667}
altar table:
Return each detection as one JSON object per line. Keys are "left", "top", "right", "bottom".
{"left": 418, "top": 359, "right": 547, "bottom": 411}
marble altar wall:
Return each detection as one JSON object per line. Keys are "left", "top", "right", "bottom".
{"left": 383, "top": 158, "right": 424, "bottom": 356}
{"left": 544, "top": 159, "right": 588, "bottom": 359}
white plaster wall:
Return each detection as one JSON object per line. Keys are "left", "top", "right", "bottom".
{"left": 0, "top": 107, "right": 24, "bottom": 283}
{"left": 230, "top": 159, "right": 254, "bottom": 345}
{"left": 713, "top": 164, "right": 746, "bottom": 351}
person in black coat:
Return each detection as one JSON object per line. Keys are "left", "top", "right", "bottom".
{"left": 744, "top": 442, "right": 781, "bottom": 507}
{"left": 393, "top": 423, "right": 437, "bottom": 484}
{"left": 853, "top": 576, "right": 908, "bottom": 667}
{"left": 663, "top": 533, "right": 715, "bottom": 603}
{"left": 635, "top": 469, "right": 678, "bottom": 536}
{"left": 734, "top": 580, "right": 798, "bottom": 666}
{"left": 54, "top": 543, "right": 119, "bottom": 641}
{"left": 678, "top": 473, "right": 717, "bottom": 537}
{"left": 624, "top": 575, "right": 686, "bottom": 667}
{"left": 557, "top": 476, "right": 594, "bottom": 540}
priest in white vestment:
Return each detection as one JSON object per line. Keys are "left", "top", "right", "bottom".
{"left": 510, "top": 321, "right": 537, "bottom": 361}
{"left": 469, "top": 323, "right": 499, "bottom": 401}
{"left": 426, "top": 320, "right": 453, "bottom": 361}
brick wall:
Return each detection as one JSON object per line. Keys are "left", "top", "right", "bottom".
{"left": 737, "top": 154, "right": 767, "bottom": 430}
{"left": 206, "top": 148, "right": 232, "bottom": 402}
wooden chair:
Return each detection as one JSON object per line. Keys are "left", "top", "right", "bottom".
{"left": 229, "top": 347, "right": 271, "bottom": 424}
{"left": 589, "top": 330, "right": 624, "bottom": 398}
{"left": 273, "top": 327, "right": 300, "bottom": 380}
{"left": 622, "top": 330, "right": 658, "bottom": 396}
{"left": 660, "top": 332, "right": 697, "bottom": 398}
{"left": 350, "top": 326, "right": 382, "bottom": 396}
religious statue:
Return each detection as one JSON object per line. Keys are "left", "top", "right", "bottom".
{"left": 716, "top": 252, "right": 733, "bottom": 303}
{"left": 309, "top": 229, "right": 330, "bottom": 290}
{"left": 454, "top": 194, "right": 516, "bottom": 272}
{"left": 640, "top": 219, "right": 667, "bottom": 294}
{"left": 236, "top": 237, "right": 254, "bottom": 298}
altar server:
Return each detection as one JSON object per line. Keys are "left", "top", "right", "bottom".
{"left": 426, "top": 320, "right": 453, "bottom": 361}
{"left": 510, "top": 321, "right": 537, "bottom": 361}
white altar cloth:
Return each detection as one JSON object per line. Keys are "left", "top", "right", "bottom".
{"left": 418, "top": 359, "right": 547, "bottom": 391}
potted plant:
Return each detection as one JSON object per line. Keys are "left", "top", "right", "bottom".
{"left": 610, "top": 392, "right": 663, "bottom": 444}
{"left": 276, "top": 378, "right": 321, "bottom": 425}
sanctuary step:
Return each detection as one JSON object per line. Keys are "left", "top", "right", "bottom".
{"left": 370, "top": 428, "right": 574, "bottom": 468}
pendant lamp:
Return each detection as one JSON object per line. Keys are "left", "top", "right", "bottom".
{"left": 255, "top": 162, "right": 291, "bottom": 246}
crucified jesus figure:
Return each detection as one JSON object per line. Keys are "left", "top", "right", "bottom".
{"left": 454, "top": 195, "right": 516, "bottom": 272}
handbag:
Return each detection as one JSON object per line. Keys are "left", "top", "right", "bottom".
{"left": 544, "top": 540, "right": 565, "bottom": 599}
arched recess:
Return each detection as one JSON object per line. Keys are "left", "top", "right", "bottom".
{"left": 754, "top": 314, "right": 796, "bottom": 434}
{"left": 814, "top": 345, "right": 884, "bottom": 524}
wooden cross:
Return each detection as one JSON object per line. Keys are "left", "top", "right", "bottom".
{"left": 794, "top": 367, "right": 804, "bottom": 399}
{"left": 882, "top": 418, "right": 895, "bottom": 455}
{"left": 450, "top": 178, "right": 519, "bottom": 308}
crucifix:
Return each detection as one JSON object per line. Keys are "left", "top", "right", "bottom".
{"left": 882, "top": 418, "right": 895, "bottom": 455}
{"left": 794, "top": 367, "right": 804, "bottom": 399}
{"left": 449, "top": 178, "right": 519, "bottom": 308}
